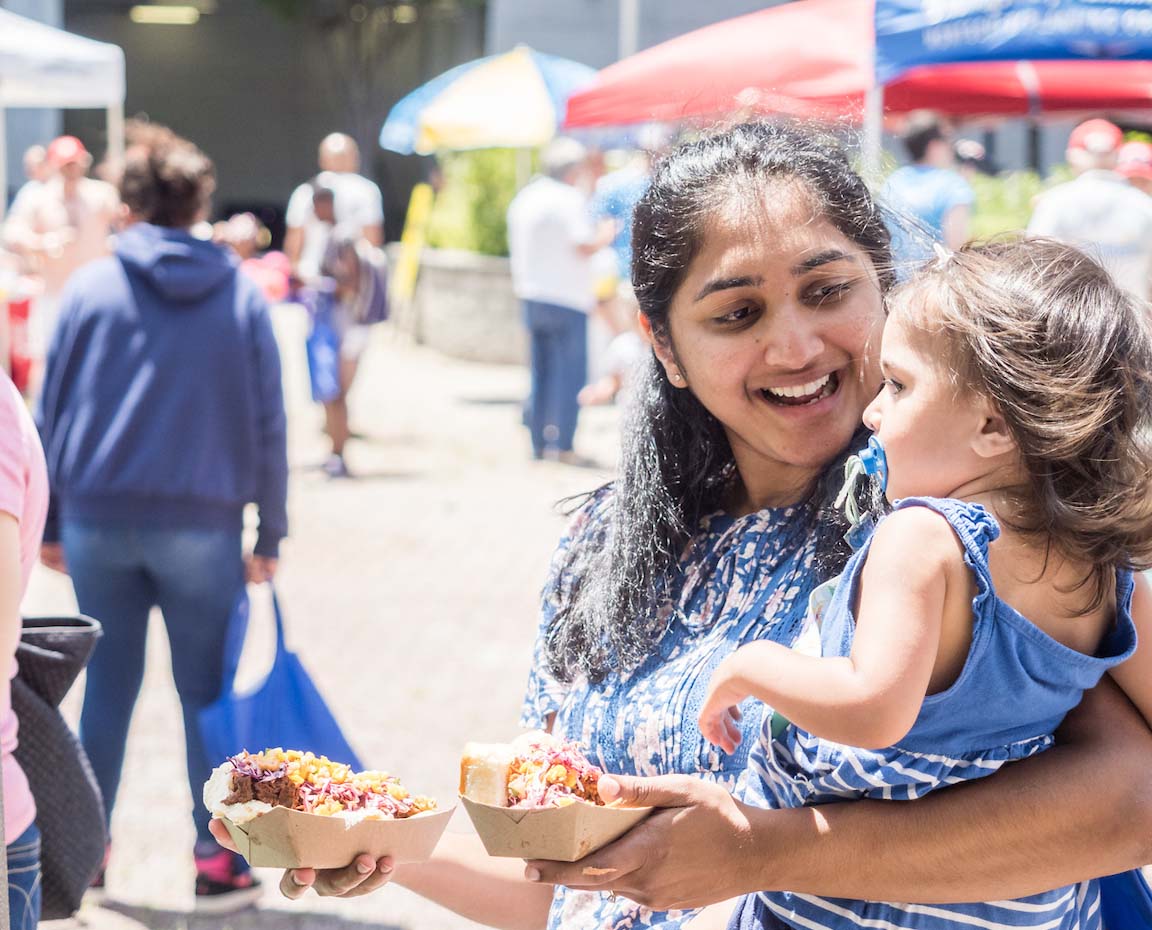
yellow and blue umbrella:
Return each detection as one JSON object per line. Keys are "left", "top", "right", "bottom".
{"left": 379, "top": 45, "right": 597, "bottom": 155}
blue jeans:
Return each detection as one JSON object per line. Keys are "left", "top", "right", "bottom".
{"left": 7, "top": 821, "right": 41, "bottom": 930}
{"left": 522, "top": 300, "right": 588, "bottom": 456}
{"left": 61, "top": 522, "right": 245, "bottom": 849}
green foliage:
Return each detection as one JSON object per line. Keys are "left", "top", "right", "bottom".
{"left": 426, "top": 149, "right": 524, "bottom": 256}
{"left": 969, "top": 168, "right": 1073, "bottom": 240}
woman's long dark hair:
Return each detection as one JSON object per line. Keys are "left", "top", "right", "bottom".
{"left": 545, "top": 122, "right": 893, "bottom": 684}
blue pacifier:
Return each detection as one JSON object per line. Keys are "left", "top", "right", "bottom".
{"left": 856, "top": 435, "right": 888, "bottom": 494}
{"left": 834, "top": 435, "right": 889, "bottom": 548}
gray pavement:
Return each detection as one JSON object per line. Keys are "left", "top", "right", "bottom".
{"left": 30, "top": 306, "right": 623, "bottom": 930}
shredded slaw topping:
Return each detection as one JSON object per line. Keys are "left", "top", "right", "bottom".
{"left": 507, "top": 739, "right": 603, "bottom": 808}
{"left": 229, "top": 749, "right": 437, "bottom": 818}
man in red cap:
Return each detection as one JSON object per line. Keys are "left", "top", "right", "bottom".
{"left": 1027, "top": 118, "right": 1152, "bottom": 302}
{"left": 1118, "top": 141, "right": 1152, "bottom": 197}
{"left": 1, "top": 135, "right": 119, "bottom": 389}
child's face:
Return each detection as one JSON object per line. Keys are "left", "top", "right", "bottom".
{"left": 862, "top": 312, "right": 994, "bottom": 501}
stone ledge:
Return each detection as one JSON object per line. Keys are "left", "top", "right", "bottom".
{"left": 392, "top": 246, "right": 526, "bottom": 366}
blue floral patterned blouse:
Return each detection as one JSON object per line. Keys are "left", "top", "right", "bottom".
{"left": 521, "top": 488, "right": 830, "bottom": 930}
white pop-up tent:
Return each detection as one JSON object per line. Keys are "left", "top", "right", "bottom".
{"left": 0, "top": 9, "right": 125, "bottom": 217}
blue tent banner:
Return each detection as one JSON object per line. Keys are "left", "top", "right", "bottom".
{"left": 875, "top": 1, "right": 1152, "bottom": 84}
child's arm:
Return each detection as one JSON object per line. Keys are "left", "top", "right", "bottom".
{"left": 698, "top": 506, "right": 961, "bottom": 752}
{"left": 1108, "top": 573, "right": 1152, "bottom": 728}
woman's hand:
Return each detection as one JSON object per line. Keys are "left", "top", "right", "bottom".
{"left": 245, "top": 555, "right": 278, "bottom": 584}
{"left": 698, "top": 655, "right": 748, "bottom": 754}
{"left": 207, "top": 818, "right": 395, "bottom": 899}
{"left": 524, "top": 774, "right": 759, "bottom": 911}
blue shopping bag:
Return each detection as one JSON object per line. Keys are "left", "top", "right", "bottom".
{"left": 303, "top": 286, "right": 342, "bottom": 404}
{"left": 198, "top": 585, "right": 363, "bottom": 769}
{"left": 1100, "top": 869, "right": 1152, "bottom": 928}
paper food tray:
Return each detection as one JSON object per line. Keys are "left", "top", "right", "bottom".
{"left": 460, "top": 796, "right": 651, "bottom": 862}
{"left": 222, "top": 805, "right": 455, "bottom": 869}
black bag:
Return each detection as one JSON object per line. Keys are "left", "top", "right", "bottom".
{"left": 13, "top": 616, "right": 105, "bottom": 920}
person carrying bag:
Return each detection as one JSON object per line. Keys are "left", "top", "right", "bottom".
{"left": 199, "top": 583, "right": 363, "bottom": 776}
{"left": 34, "top": 127, "right": 289, "bottom": 913}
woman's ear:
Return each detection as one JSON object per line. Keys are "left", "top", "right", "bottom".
{"left": 637, "top": 314, "right": 688, "bottom": 388}
{"left": 635, "top": 315, "right": 686, "bottom": 389}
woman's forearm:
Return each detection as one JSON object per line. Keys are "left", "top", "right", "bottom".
{"left": 754, "top": 677, "right": 1152, "bottom": 902}
{"left": 394, "top": 832, "right": 554, "bottom": 930}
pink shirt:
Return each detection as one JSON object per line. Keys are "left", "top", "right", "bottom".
{"left": 0, "top": 373, "right": 49, "bottom": 842}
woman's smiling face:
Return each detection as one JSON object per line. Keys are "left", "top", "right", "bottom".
{"left": 655, "top": 182, "right": 885, "bottom": 507}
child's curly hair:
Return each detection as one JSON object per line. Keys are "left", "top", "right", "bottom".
{"left": 889, "top": 238, "right": 1152, "bottom": 611}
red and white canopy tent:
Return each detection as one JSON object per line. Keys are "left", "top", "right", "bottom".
{"left": 564, "top": 0, "right": 1152, "bottom": 134}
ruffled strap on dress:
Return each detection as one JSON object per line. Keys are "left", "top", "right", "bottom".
{"left": 892, "top": 496, "right": 1000, "bottom": 617}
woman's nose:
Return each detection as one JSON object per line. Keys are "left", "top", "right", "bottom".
{"left": 763, "top": 307, "right": 824, "bottom": 369}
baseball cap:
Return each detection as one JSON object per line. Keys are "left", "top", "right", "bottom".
{"left": 1117, "top": 141, "right": 1152, "bottom": 181}
{"left": 46, "top": 135, "right": 89, "bottom": 166}
{"left": 1067, "top": 119, "right": 1123, "bottom": 155}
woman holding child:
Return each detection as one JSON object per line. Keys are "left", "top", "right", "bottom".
{"left": 215, "top": 121, "right": 1152, "bottom": 929}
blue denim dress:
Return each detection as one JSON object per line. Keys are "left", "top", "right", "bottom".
{"left": 737, "top": 497, "right": 1137, "bottom": 930}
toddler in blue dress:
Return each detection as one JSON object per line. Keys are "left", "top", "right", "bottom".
{"left": 697, "top": 239, "right": 1152, "bottom": 930}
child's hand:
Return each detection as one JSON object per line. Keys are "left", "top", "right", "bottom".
{"left": 699, "top": 703, "right": 743, "bottom": 755}
{"left": 698, "top": 656, "right": 751, "bottom": 754}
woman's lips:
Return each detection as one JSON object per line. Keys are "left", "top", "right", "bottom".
{"left": 760, "top": 370, "right": 840, "bottom": 407}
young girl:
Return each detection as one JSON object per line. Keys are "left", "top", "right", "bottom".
{"left": 699, "top": 238, "right": 1152, "bottom": 930}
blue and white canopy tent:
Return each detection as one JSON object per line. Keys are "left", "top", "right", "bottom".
{"left": 865, "top": 0, "right": 1152, "bottom": 167}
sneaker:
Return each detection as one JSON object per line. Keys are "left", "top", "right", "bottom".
{"left": 194, "top": 850, "right": 262, "bottom": 914}
{"left": 322, "top": 453, "right": 351, "bottom": 479}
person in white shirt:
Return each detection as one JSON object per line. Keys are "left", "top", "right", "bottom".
{"left": 6, "top": 145, "right": 52, "bottom": 214}
{"left": 284, "top": 133, "right": 384, "bottom": 283}
{"left": 1028, "top": 118, "right": 1152, "bottom": 303}
{"left": 507, "top": 138, "right": 610, "bottom": 463}
{"left": 284, "top": 134, "right": 385, "bottom": 478}
{"left": 1, "top": 135, "right": 119, "bottom": 393}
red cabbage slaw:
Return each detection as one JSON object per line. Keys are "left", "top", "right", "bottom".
{"left": 507, "top": 740, "right": 603, "bottom": 808}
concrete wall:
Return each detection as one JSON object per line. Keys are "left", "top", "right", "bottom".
{"left": 401, "top": 246, "right": 525, "bottom": 364}
{"left": 61, "top": 0, "right": 484, "bottom": 241}
{"left": 486, "top": 0, "right": 783, "bottom": 68}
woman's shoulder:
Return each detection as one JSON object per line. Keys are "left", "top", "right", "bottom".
{"left": 556, "top": 485, "right": 615, "bottom": 550}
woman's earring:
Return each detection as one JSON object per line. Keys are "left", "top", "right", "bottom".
{"left": 670, "top": 369, "right": 684, "bottom": 384}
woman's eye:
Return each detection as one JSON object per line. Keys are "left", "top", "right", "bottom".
{"left": 882, "top": 378, "right": 904, "bottom": 395}
{"left": 807, "top": 281, "right": 852, "bottom": 305}
{"left": 716, "top": 304, "right": 755, "bottom": 325}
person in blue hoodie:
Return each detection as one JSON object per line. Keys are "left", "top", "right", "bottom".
{"left": 35, "top": 127, "right": 288, "bottom": 913}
